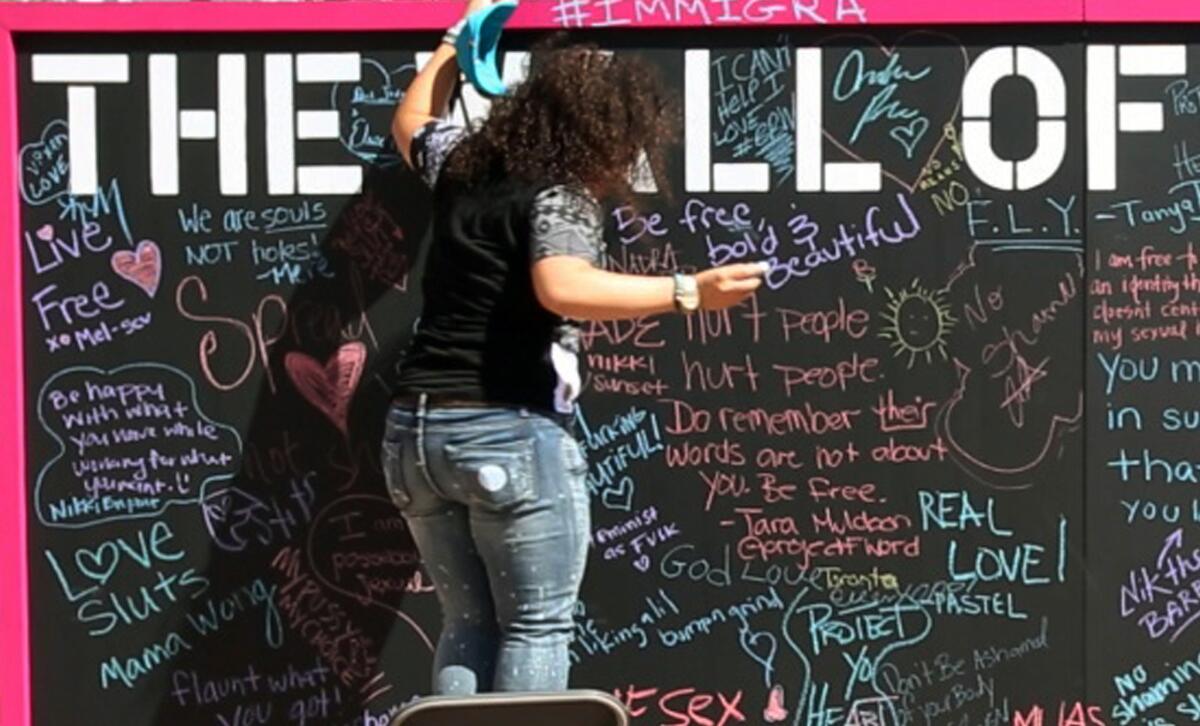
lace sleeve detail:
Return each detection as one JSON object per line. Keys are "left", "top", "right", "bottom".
{"left": 529, "top": 184, "right": 605, "bottom": 265}
{"left": 410, "top": 119, "right": 466, "bottom": 188}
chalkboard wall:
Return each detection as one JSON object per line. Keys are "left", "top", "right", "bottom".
{"left": 15, "top": 26, "right": 1197, "bottom": 726}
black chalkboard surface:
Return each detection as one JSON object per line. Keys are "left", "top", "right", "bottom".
{"left": 1085, "top": 27, "right": 1200, "bottom": 725}
{"left": 16, "top": 25, "right": 1190, "bottom": 726}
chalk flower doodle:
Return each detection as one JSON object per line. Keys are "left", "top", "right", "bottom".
{"left": 821, "top": 31, "right": 969, "bottom": 193}
{"left": 852, "top": 258, "right": 877, "bottom": 292}
{"left": 34, "top": 362, "right": 242, "bottom": 528}
{"left": 284, "top": 341, "right": 368, "bottom": 436}
{"left": 877, "top": 278, "right": 956, "bottom": 368}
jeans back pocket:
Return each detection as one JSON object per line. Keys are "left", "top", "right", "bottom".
{"left": 562, "top": 434, "right": 589, "bottom": 476}
{"left": 443, "top": 431, "right": 537, "bottom": 511}
{"left": 381, "top": 438, "right": 413, "bottom": 510}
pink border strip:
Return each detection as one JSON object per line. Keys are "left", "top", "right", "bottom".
{"left": 0, "top": 0, "right": 1083, "bottom": 32}
{"left": 3, "top": 1, "right": 1198, "bottom": 725}
{"left": 1086, "top": 0, "right": 1200, "bottom": 21}
{"left": 0, "top": 24, "right": 29, "bottom": 726}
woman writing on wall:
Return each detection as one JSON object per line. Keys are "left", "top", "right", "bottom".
{"left": 386, "top": 0, "right": 768, "bottom": 695}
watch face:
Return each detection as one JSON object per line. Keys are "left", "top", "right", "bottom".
{"left": 674, "top": 275, "right": 699, "bottom": 312}
{"left": 682, "top": 290, "right": 700, "bottom": 311}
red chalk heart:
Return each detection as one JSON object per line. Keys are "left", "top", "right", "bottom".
{"left": 285, "top": 342, "right": 367, "bottom": 435}
{"left": 110, "top": 240, "right": 162, "bottom": 298}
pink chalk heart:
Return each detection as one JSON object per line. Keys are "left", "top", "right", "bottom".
{"left": 110, "top": 240, "right": 162, "bottom": 298}
{"left": 35, "top": 224, "right": 54, "bottom": 241}
{"left": 285, "top": 342, "right": 367, "bottom": 435}
{"left": 764, "top": 685, "right": 789, "bottom": 723}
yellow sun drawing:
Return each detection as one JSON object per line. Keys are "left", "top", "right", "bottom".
{"left": 878, "top": 279, "right": 957, "bottom": 368}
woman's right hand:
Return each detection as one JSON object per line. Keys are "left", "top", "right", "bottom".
{"left": 694, "top": 262, "right": 767, "bottom": 310}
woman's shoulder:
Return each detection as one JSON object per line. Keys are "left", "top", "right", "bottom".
{"left": 411, "top": 118, "right": 468, "bottom": 189}
{"left": 530, "top": 183, "right": 601, "bottom": 229}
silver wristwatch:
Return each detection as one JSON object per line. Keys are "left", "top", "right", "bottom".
{"left": 672, "top": 273, "right": 700, "bottom": 314}
{"left": 442, "top": 18, "right": 466, "bottom": 47}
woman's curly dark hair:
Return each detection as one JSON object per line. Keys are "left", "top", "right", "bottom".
{"left": 441, "top": 36, "right": 680, "bottom": 205}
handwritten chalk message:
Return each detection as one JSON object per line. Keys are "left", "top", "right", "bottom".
{"left": 35, "top": 363, "right": 241, "bottom": 527}
{"left": 17, "top": 31, "right": 1183, "bottom": 726}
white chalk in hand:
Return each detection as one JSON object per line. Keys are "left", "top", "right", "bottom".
{"left": 757, "top": 261, "right": 771, "bottom": 275}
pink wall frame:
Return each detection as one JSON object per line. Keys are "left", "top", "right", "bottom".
{"left": 0, "top": 0, "right": 1196, "bottom": 724}
{"left": 1085, "top": 0, "right": 1200, "bottom": 22}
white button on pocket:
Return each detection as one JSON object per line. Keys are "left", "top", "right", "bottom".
{"left": 478, "top": 464, "right": 508, "bottom": 492}
{"left": 444, "top": 434, "right": 536, "bottom": 510}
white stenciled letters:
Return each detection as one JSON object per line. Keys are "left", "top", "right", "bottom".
{"left": 31, "top": 53, "right": 130, "bottom": 196}
{"left": 793, "top": 47, "right": 881, "bottom": 193}
{"left": 149, "top": 54, "right": 248, "bottom": 197}
{"left": 1087, "top": 44, "right": 1187, "bottom": 191}
{"left": 266, "top": 53, "right": 363, "bottom": 196}
{"left": 34, "top": 43, "right": 1188, "bottom": 197}
{"left": 685, "top": 49, "right": 772, "bottom": 192}
{"left": 961, "top": 46, "right": 1067, "bottom": 191}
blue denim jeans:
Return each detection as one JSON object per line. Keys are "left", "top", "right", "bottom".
{"left": 380, "top": 396, "right": 591, "bottom": 694}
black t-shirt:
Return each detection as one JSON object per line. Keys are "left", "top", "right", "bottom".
{"left": 393, "top": 119, "right": 606, "bottom": 415}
